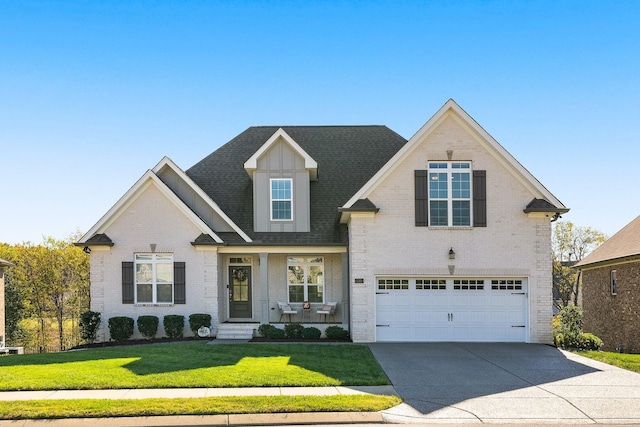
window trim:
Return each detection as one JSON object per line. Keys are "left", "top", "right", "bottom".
{"left": 611, "top": 270, "right": 617, "bottom": 296}
{"left": 134, "top": 253, "right": 174, "bottom": 304}
{"left": 428, "top": 162, "right": 473, "bottom": 227}
{"left": 287, "top": 256, "right": 324, "bottom": 303}
{"left": 270, "top": 178, "right": 293, "bottom": 221}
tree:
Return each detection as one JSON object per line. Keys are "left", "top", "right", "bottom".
{"left": 0, "top": 235, "right": 89, "bottom": 351}
{"left": 0, "top": 244, "right": 28, "bottom": 345}
{"left": 40, "top": 237, "right": 90, "bottom": 350}
{"left": 552, "top": 221, "right": 607, "bottom": 309}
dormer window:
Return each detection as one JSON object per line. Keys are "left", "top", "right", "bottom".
{"left": 271, "top": 178, "right": 293, "bottom": 221}
{"left": 245, "top": 128, "right": 315, "bottom": 232}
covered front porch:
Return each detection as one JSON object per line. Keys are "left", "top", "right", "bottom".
{"left": 218, "top": 247, "right": 349, "bottom": 327}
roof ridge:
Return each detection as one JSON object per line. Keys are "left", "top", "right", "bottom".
{"left": 248, "top": 125, "right": 390, "bottom": 129}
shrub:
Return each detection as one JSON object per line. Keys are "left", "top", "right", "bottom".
{"left": 284, "top": 322, "right": 304, "bottom": 339}
{"left": 266, "top": 326, "right": 285, "bottom": 339}
{"left": 79, "top": 311, "right": 101, "bottom": 343}
{"left": 556, "top": 305, "right": 583, "bottom": 337}
{"left": 258, "top": 324, "right": 275, "bottom": 338}
{"left": 163, "top": 315, "right": 185, "bottom": 339}
{"left": 188, "top": 313, "right": 212, "bottom": 335}
{"left": 325, "top": 325, "right": 349, "bottom": 340}
{"left": 553, "top": 333, "right": 602, "bottom": 350}
{"left": 137, "top": 315, "right": 159, "bottom": 339}
{"left": 553, "top": 332, "right": 565, "bottom": 348}
{"left": 577, "top": 333, "right": 603, "bottom": 351}
{"left": 301, "top": 326, "right": 321, "bottom": 340}
{"left": 108, "top": 316, "right": 134, "bottom": 342}
{"left": 553, "top": 306, "right": 602, "bottom": 350}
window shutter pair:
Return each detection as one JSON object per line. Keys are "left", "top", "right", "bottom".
{"left": 414, "top": 169, "right": 487, "bottom": 227}
{"left": 121, "top": 261, "right": 186, "bottom": 304}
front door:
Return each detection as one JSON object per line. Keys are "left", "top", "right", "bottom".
{"left": 229, "top": 266, "right": 252, "bottom": 318}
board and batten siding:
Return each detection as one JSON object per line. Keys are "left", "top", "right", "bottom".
{"left": 253, "top": 139, "right": 311, "bottom": 232}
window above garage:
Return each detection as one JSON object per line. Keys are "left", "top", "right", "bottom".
{"left": 415, "top": 162, "right": 486, "bottom": 227}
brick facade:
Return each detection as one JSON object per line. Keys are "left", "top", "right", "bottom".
{"left": 82, "top": 101, "right": 563, "bottom": 344}
{"left": 89, "top": 183, "right": 218, "bottom": 342}
{"left": 582, "top": 262, "right": 640, "bottom": 353}
{"left": 348, "top": 114, "right": 555, "bottom": 343}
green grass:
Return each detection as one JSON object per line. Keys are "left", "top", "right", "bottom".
{"left": 579, "top": 351, "right": 640, "bottom": 373}
{"left": 0, "top": 342, "right": 390, "bottom": 390}
{"left": 0, "top": 395, "right": 402, "bottom": 420}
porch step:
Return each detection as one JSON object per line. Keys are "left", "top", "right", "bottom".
{"left": 216, "top": 323, "right": 256, "bottom": 340}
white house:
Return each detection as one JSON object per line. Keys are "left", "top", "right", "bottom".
{"left": 77, "top": 99, "right": 568, "bottom": 343}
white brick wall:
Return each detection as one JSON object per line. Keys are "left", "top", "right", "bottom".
{"left": 89, "top": 182, "right": 219, "bottom": 341}
{"left": 349, "top": 114, "right": 554, "bottom": 344}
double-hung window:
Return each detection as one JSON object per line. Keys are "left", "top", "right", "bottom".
{"left": 287, "top": 257, "right": 324, "bottom": 303}
{"left": 429, "top": 162, "right": 472, "bottom": 226}
{"left": 135, "top": 254, "right": 174, "bottom": 304}
{"left": 271, "top": 178, "right": 293, "bottom": 220}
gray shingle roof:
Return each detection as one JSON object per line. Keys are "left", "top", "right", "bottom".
{"left": 186, "top": 126, "right": 407, "bottom": 245}
{"left": 83, "top": 233, "right": 114, "bottom": 246}
{"left": 575, "top": 215, "right": 640, "bottom": 267}
{"left": 523, "top": 198, "right": 569, "bottom": 213}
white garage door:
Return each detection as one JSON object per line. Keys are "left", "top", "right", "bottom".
{"left": 375, "top": 278, "right": 528, "bottom": 342}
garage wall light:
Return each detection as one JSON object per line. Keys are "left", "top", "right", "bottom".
{"left": 448, "top": 248, "right": 455, "bottom": 260}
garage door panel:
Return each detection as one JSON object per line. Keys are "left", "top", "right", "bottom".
{"left": 376, "top": 277, "right": 528, "bottom": 342}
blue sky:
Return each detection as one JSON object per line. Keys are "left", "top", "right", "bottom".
{"left": 1, "top": 1, "right": 639, "bottom": 244}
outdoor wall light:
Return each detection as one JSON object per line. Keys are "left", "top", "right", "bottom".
{"left": 449, "top": 247, "right": 455, "bottom": 260}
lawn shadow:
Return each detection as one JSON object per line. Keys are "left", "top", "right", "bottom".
{"left": 122, "top": 343, "right": 384, "bottom": 385}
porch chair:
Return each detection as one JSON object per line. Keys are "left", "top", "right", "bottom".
{"left": 277, "top": 302, "right": 298, "bottom": 322}
{"left": 317, "top": 302, "right": 337, "bottom": 323}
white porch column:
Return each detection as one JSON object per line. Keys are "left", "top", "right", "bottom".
{"left": 259, "top": 252, "right": 269, "bottom": 324}
{"left": 341, "top": 252, "right": 349, "bottom": 326}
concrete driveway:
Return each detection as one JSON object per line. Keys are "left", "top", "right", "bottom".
{"left": 368, "top": 342, "right": 640, "bottom": 424}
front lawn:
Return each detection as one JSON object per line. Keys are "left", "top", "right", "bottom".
{"left": 0, "top": 342, "right": 390, "bottom": 390}
{"left": 0, "top": 342, "right": 399, "bottom": 420}
{"left": 0, "top": 395, "right": 402, "bottom": 420}
{"left": 579, "top": 351, "right": 640, "bottom": 373}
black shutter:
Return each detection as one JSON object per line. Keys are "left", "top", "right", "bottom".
{"left": 415, "top": 170, "right": 429, "bottom": 226}
{"left": 174, "top": 262, "right": 186, "bottom": 304}
{"left": 473, "top": 170, "right": 487, "bottom": 227}
{"left": 122, "top": 262, "right": 134, "bottom": 304}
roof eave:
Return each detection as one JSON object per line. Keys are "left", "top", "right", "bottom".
{"left": 575, "top": 253, "right": 640, "bottom": 269}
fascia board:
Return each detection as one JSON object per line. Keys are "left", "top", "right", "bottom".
{"left": 79, "top": 170, "right": 223, "bottom": 244}
{"left": 343, "top": 99, "right": 566, "bottom": 210}
{"left": 446, "top": 104, "right": 566, "bottom": 209}
{"left": 152, "top": 156, "right": 252, "bottom": 242}
{"left": 343, "top": 101, "right": 452, "bottom": 208}
{"left": 218, "top": 245, "right": 347, "bottom": 254}
{"left": 243, "top": 128, "right": 318, "bottom": 179}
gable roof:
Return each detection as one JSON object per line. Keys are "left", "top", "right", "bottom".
{"left": 187, "top": 126, "right": 408, "bottom": 245}
{"left": 575, "top": 215, "right": 640, "bottom": 268}
{"left": 243, "top": 128, "right": 319, "bottom": 181}
{"left": 152, "top": 157, "right": 251, "bottom": 242}
{"left": 77, "top": 168, "right": 223, "bottom": 245}
{"left": 343, "top": 99, "right": 568, "bottom": 214}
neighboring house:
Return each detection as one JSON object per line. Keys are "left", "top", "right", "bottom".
{"left": 575, "top": 215, "right": 640, "bottom": 353}
{"left": 0, "top": 257, "right": 14, "bottom": 348}
{"left": 77, "top": 99, "right": 568, "bottom": 343}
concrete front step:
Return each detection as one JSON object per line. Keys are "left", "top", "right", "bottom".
{"left": 216, "top": 323, "right": 256, "bottom": 340}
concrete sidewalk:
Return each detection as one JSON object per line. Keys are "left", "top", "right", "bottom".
{"left": 0, "top": 385, "right": 397, "bottom": 401}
